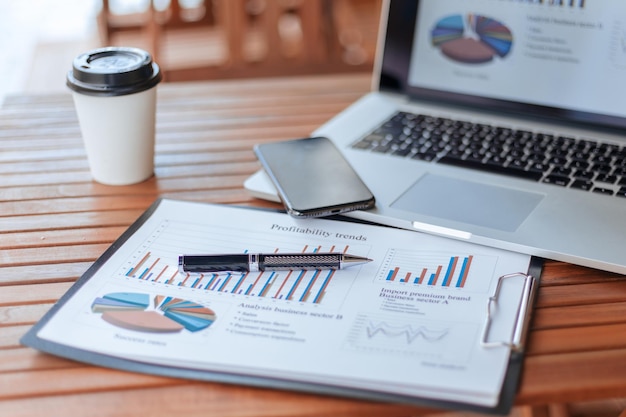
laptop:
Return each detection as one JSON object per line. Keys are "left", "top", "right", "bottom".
{"left": 246, "top": 0, "right": 626, "bottom": 274}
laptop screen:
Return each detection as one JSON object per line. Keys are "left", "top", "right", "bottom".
{"left": 380, "top": 0, "right": 626, "bottom": 130}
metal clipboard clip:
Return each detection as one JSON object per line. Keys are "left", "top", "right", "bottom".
{"left": 481, "top": 272, "right": 537, "bottom": 352}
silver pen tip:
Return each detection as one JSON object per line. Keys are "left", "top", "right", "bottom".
{"left": 342, "top": 254, "right": 373, "bottom": 264}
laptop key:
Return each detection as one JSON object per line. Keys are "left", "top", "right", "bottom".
{"left": 593, "top": 187, "right": 615, "bottom": 195}
{"left": 438, "top": 155, "right": 543, "bottom": 181}
{"left": 372, "top": 143, "right": 393, "bottom": 153}
{"left": 551, "top": 166, "right": 572, "bottom": 177}
{"left": 571, "top": 180, "right": 593, "bottom": 191}
{"left": 595, "top": 174, "right": 617, "bottom": 184}
{"left": 393, "top": 147, "right": 413, "bottom": 157}
{"left": 529, "top": 162, "right": 550, "bottom": 173}
{"left": 592, "top": 163, "right": 612, "bottom": 173}
{"left": 543, "top": 174, "right": 571, "bottom": 186}
{"left": 574, "top": 170, "right": 594, "bottom": 180}
{"left": 411, "top": 151, "right": 437, "bottom": 161}
{"left": 352, "top": 140, "right": 376, "bottom": 150}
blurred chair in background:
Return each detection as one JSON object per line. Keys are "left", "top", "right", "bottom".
{"left": 98, "top": 0, "right": 380, "bottom": 81}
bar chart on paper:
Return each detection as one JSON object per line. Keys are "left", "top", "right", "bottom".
{"left": 124, "top": 250, "right": 341, "bottom": 304}
{"left": 376, "top": 248, "right": 497, "bottom": 293}
{"left": 118, "top": 219, "right": 370, "bottom": 307}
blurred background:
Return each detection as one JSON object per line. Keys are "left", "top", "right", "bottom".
{"left": 0, "top": 0, "right": 381, "bottom": 103}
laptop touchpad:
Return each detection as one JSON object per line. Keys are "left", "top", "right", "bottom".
{"left": 391, "top": 174, "right": 544, "bottom": 232}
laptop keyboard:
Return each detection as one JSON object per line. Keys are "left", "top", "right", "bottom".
{"left": 351, "top": 111, "right": 626, "bottom": 198}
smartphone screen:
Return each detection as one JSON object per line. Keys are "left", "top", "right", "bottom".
{"left": 254, "top": 137, "right": 375, "bottom": 217}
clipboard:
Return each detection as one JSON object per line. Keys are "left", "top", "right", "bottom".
{"left": 21, "top": 198, "right": 543, "bottom": 415}
{"left": 483, "top": 272, "right": 538, "bottom": 352}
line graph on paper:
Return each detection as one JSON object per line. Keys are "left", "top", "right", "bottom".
{"left": 344, "top": 314, "right": 477, "bottom": 363}
{"left": 365, "top": 321, "right": 449, "bottom": 344}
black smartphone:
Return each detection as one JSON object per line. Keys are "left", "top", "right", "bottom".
{"left": 253, "top": 137, "right": 375, "bottom": 218}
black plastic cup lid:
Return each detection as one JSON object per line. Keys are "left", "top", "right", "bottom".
{"left": 67, "top": 47, "right": 162, "bottom": 97}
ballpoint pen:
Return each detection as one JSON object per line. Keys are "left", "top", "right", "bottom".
{"left": 178, "top": 252, "right": 372, "bottom": 273}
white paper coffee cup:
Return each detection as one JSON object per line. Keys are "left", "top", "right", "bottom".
{"left": 67, "top": 47, "right": 162, "bottom": 185}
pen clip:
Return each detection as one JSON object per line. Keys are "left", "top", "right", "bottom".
{"left": 481, "top": 272, "right": 537, "bottom": 352}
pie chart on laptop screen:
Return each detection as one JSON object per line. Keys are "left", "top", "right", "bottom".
{"left": 431, "top": 14, "right": 513, "bottom": 64}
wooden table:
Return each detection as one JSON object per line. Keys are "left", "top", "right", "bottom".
{"left": 1, "top": 73, "right": 626, "bottom": 417}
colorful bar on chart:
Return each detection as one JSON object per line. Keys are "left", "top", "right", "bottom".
{"left": 204, "top": 274, "right": 217, "bottom": 290}
{"left": 456, "top": 256, "right": 473, "bottom": 288}
{"left": 386, "top": 267, "right": 399, "bottom": 281}
{"left": 231, "top": 273, "right": 247, "bottom": 294}
{"left": 246, "top": 272, "right": 264, "bottom": 295}
{"left": 122, "top": 244, "right": 346, "bottom": 305}
{"left": 126, "top": 252, "right": 151, "bottom": 277}
{"left": 273, "top": 270, "right": 293, "bottom": 299}
{"left": 209, "top": 277, "right": 222, "bottom": 291}
{"left": 299, "top": 270, "right": 321, "bottom": 302}
{"left": 313, "top": 270, "right": 335, "bottom": 304}
{"left": 218, "top": 273, "right": 232, "bottom": 292}
{"left": 417, "top": 269, "right": 427, "bottom": 284}
{"left": 259, "top": 272, "right": 276, "bottom": 298}
{"left": 442, "top": 256, "right": 459, "bottom": 287}
{"left": 154, "top": 265, "right": 170, "bottom": 282}
{"left": 383, "top": 254, "right": 474, "bottom": 289}
{"left": 428, "top": 265, "right": 442, "bottom": 285}
{"left": 286, "top": 270, "right": 307, "bottom": 301}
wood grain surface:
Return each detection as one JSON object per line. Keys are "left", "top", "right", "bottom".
{"left": 1, "top": 73, "right": 625, "bottom": 417}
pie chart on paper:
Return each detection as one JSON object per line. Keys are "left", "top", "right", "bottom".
{"left": 91, "top": 292, "right": 217, "bottom": 333}
{"left": 431, "top": 14, "right": 513, "bottom": 64}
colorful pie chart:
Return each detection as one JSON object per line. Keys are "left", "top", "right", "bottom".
{"left": 91, "top": 292, "right": 216, "bottom": 333}
{"left": 431, "top": 14, "right": 513, "bottom": 64}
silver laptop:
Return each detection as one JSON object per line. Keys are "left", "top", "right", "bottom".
{"left": 247, "top": 0, "right": 626, "bottom": 274}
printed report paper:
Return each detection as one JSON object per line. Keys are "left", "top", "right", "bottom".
{"left": 30, "top": 199, "right": 535, "bottom": 409}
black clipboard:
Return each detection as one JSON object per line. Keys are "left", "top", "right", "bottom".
{"left": 21, "top": 198, "right": 543, "bottom": 415}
